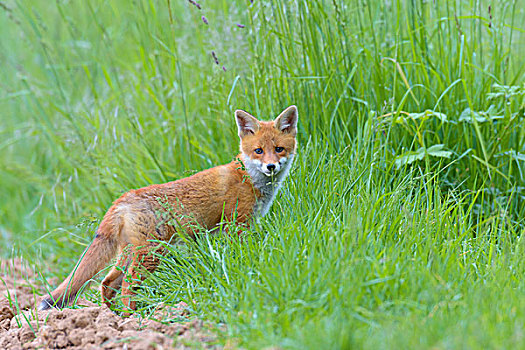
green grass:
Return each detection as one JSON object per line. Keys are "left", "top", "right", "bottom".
{"left": 0, "top": 0, "right": 524, "bottom": 348}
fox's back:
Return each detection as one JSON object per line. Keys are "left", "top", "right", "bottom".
{"left": 107, "top": 160, "right": 259, "bottom": 242}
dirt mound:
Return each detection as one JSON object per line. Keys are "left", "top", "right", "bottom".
{"left": 0, "top": 258, "right": 40, "bottom": 312}
{"left": 0, "top": 259, "right": 218, "bottom": 349}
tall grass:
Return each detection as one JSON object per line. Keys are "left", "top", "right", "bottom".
{"left": 139, "top": 144, "right": 524, "bottom": 348}
{"left": 0, "top": 0, "right": 524, "bottom": 348}
{"left": 246, "top": 0, "right": 525, "bottom": 218}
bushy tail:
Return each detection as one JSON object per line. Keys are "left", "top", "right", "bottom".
{"left": 39, "top": 232, "right": 119, "bottom": 310}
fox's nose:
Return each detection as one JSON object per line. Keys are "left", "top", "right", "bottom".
{"left": 267, "top": 164, "right": 276, "bottom": 172}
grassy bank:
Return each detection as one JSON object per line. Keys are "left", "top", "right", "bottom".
{"left": 1, "top": 0, "right": 524, "bottom": 348}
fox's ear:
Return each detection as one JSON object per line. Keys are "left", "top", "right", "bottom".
{"left": 274, "top": 105, "right": 298, "bottom": 135}
{"left": 235, "top": 110, "right": 260, "bottom": 138}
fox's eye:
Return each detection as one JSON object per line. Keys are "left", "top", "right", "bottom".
{"left": 275, "top": 147, "right": 284, "bottom": 153}
{"left": 254, "top": 148, "right": 263, "bottom": 154}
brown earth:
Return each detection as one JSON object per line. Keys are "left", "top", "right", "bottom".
{"left": 0, "top": 259, "right": 219, "bottom": 349}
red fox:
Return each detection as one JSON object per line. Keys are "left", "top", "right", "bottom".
{"left": 39, "top": 105, "right": 298, "bottom": 313}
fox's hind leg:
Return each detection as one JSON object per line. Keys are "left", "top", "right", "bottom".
{"left": 101, "top": 244, "right": 132, "bottom": 309}
{"left": 120, "top": 243, "right": 164, "bottom": 315}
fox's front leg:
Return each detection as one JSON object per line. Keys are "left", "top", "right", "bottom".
{"left": 120, "top": 243, "right": 164, "bottom": 315}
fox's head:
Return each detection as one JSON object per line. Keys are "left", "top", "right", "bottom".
{"left": 235, "top": 105, "right": 298, "bottom": 179}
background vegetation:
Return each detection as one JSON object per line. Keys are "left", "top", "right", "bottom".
{"left": 1, "top": 0, "right": 524, "bottom": 348}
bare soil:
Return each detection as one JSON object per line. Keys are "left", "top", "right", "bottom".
{"left": 0, "top": 259, "right": 218, "bottom": 349}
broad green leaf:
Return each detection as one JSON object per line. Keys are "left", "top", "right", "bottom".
{"left": 459, "top": 108, "right": 485, "bottom": 123}
{"left": 459, "top": 106, "right": 504, "bottom": 123}
{"left": 487, "top": 83, "right": 525, "bottom": 100}
{"left": 426, "top": 144, "right": 453, "bottom": 158}
{"left": 395, "top": 144, "right": 452, "bottom": 168}
{"left": 409, "top": 110, "right": 448, "bottom": 122}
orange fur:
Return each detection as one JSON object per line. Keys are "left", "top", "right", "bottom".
{"left": 39, "top": 105, "right": 298, "bottom": 314}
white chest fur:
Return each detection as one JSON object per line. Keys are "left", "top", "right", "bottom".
{"left": 242, "top": 153, "right": 294, "bottom": 217}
